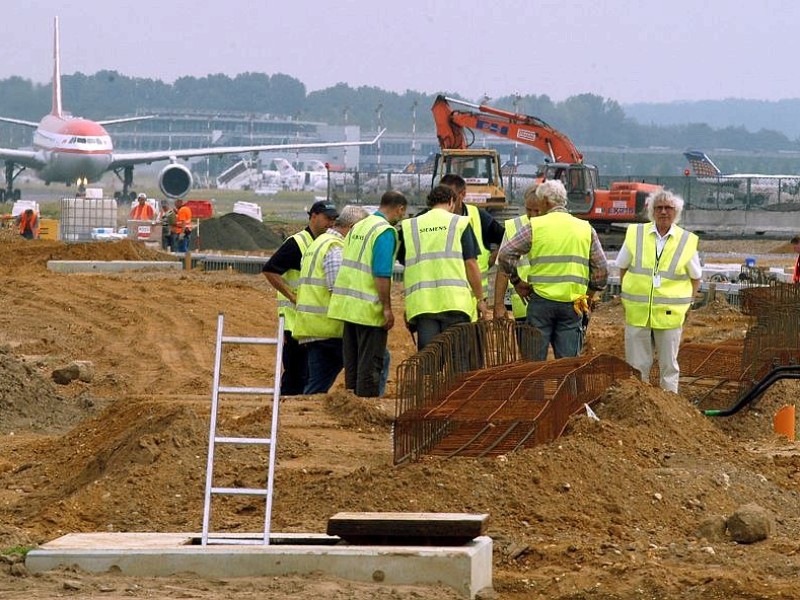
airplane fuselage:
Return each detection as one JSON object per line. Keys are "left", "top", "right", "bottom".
{"left": 33, "top": 115, "right": 113, "bottom": 184}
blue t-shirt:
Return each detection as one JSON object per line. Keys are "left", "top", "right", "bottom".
{"left": 372, "top": 211, "right": 397, "bottom": 278}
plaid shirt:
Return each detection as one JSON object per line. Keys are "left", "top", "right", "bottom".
{"left": 497, "top": 208, "right": 608, "bottom": 292}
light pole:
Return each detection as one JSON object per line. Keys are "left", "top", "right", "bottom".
{"left": 512, "top": 92, "right": 521, "bottom": 169}
{"left": 375, "top": 103, "right": 384, "bottom": 169}
{"left": 411, "top": 100, "right": 418, "bottom": 168}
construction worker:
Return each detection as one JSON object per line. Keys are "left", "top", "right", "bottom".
{"left": 399, "top": 185, "right": 489, "bottom": 351}
{"left": 294, "top": 205, "right": 369, "bottom": 394}
{"left": 328, "top": 191, "right": 408, "bottom": 397}
{"left": 158, "top": 200, "right": 176, "bottom": 251}
{"left": 18, "top": 208, "right": 39, "bottom": 240}
{"left": 496, "top": 179, "right": 608, "bottom": 360}
{"left": 440, "top": 174, "right": 505, "bottom": 302}
{"left": 172, "top": 198, "right": 193, "bottom": 252}
{"left": 493, "top": 184, "right": 539, "bottom": 322}
{"left": 618, "top": 189, "right": 701, "bottom": 393}
{"left": 130, "top": 193, "right": 155, "bottom": 221}
{"left": 263, "top": 200, "right": 338, "bottom": 396}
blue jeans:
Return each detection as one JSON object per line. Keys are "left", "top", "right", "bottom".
{"left": 413, "top": 311, "right": 471, "bottom": 351}
{"left": 379, "top": 349, "right": 390, "bottom": 397}
{"left": 526, "top": 292, "right": 583, "bottom": 361}
{"left": 303, "top": 338, "right": 343, "bottom": 395}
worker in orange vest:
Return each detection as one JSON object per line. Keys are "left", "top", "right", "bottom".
{"left": 130, "top": 193, "right": 155, "bottom": 220}
{"left": 172, "top": 198, "right": 193, "bottom": 252}
{"left": 18, "top": 209, "right": 39, "bottom": 239}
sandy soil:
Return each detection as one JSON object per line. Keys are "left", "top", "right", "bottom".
{"left": 1, "top": 231, "right": 800, "bottom": 599}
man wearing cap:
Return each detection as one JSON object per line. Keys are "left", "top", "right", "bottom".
{"left": 263, "top": 200, "right": 338, "bottom": 396}
{"left": 130, "top": 193, "right": 155, "bottom": 221}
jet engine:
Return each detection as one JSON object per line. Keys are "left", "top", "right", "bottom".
{"left": 158, "top": 163, "right": 192, "bottom": 198}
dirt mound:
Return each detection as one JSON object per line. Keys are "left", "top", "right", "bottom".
{"left": 323, "top": 391, "right": 394, "bottom": 429}
{"left": 0, "top": 346, "right": 94, "bottom": 434}
{"left": 197, "top": 213, "right": 284, "bottom": 251}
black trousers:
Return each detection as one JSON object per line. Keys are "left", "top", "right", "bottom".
{"left": 280, "top": 331, "right": 308, "bottom": 396}
{"left": 342, "top": 322, "right": 387, "bottom": 397}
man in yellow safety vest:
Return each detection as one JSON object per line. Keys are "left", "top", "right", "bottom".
{"left": 496, "top": 180, "right": 608, "bottom": 360}
{"left": 618, "top": 189, "right": 701, "bottom": 393}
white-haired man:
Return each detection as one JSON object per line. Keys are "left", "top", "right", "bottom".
{"left": 293, "top": 205, "right": 369, "bottom": 394}
{"left": 496, "top": 179, "right": 608, "bottom": 360}
{"left": 617, "top": 190, "right": 701, "bottom": 393}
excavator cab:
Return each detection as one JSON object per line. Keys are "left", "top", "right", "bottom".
{"left": 432, "top": 149, "right": 505, "bottom": 208}
{"left": 541, "top": 163, "right": 599, "bottom": 215}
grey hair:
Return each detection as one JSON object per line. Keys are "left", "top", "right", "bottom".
{"left": 522, "top": 183, "right": 539, "bottom": 205}
{"left": 645, "top": 189, "right": 684, "bottom": 223}
{"left": 335, "top": 205, "right": 368, "bottom": 227}
{"left": 535, "top": 179, "right": 568, "bottom": 207}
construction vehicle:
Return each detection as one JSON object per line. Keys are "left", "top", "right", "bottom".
{"left": 431, "top": 95, "right": 661, "bottom": 228}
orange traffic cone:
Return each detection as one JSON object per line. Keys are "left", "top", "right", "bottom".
{"left": 773, "top": 405, "right": 796, "bottom": 441}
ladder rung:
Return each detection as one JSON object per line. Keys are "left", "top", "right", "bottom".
{"left": 204, "top": 537, "right": 269, "bottom": 545}
{"left": 222, "top": 336, "right": 279, "bottom": 345}
{"left": 218, "top": 386, "right": 275, "bottom": 395}
{"left": 211, "top": 487, "right": 269, "bottom": 496}
{"left": 214, "top": 436, "right": 271, "bottom": 445}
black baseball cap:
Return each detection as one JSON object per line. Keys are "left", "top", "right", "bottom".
{"left": 308, "top": 200, "right": 338, "bottom": 218}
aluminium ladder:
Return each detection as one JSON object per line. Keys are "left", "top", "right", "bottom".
{"left": 201, "top": 313, "right": 285, "bottom": 545}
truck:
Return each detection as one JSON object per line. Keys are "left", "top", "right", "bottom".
{"left": 431, "top": 95, "right": 661, "bottom": 228}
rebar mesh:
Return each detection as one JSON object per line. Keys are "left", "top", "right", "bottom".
{"left": 393, "top": 320, "right": 637, "bottom": 464}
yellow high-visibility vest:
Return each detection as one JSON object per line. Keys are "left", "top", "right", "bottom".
{"left": 465, "top": 203, "right": 490, "bottom": 298}
{"left": 503, "top": 215, "right": 532, "bottom": 319}
{"left": 620, "top": 223, "right": 698, "bottom": 329}
{"left": 293, "top": 232, "right": 344, "bottom": 339}
{"left": 401, "top": 208, "right": 475, "bottom": 321}
{"left": 527, "top": 211, "right": 591, "bottom": 302}
{"left": 328, "top": 214, "right": 397, "bottom": 327}
{"left": 277, "top": 229, "right": 313, "bottom": 332}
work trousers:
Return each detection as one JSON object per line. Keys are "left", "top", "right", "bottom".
{"left": 342, "top": 322, "right": 387, "bottom": 397}
{"left": 414, "top": 311, "right": 471, "bottom": 351}
{"left": 624, "top": 324, "right": 683, "bottom": 393}
{"left": 526, "top": 292, "right": 583, "bottom": 361}
{"left": 280, "top": 331, "right": 308, "bottom": 396}
{"left": 303, "top": 338, "right": 343, "bottom": 395}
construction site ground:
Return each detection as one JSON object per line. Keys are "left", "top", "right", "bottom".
{"left": 1, "top": 226, "right": 800, "bottom": 599}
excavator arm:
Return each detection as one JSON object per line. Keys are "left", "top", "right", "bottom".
{"left": 431, "top": 95, "right": 584, "bottom": 163}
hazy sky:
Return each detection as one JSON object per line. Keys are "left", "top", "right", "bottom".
{"left": 4, "top": 0, "right": 798, "bottom": 104}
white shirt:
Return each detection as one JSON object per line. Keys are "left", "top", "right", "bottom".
{"left": 615, "top": 223, "right": 702, "bottom": 279}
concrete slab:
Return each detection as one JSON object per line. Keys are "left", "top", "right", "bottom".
{"left": 26, "top": 532, "right": 493, "bottom": 599}
{"left": 47, "top": 260, "right": 182, "bottom": 273}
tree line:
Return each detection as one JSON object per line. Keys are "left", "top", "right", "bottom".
{"left": 0, "top": 70, "right": 795, "bottom": 153}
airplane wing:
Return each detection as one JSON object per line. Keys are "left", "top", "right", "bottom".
{"left": 108, "top": 129, "right": 386, "bottom": 170}
{"left": 0, "top": 147, "right": 46, "bottom": 169}
{"left": 0, "top": 117, "right": 39, "bottom": 128}
{"left": 97, "top": 115, "right": 155, "bottom": 127}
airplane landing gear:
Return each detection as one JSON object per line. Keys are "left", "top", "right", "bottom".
{"left": 4, "top": 160, "right": 25, "bottom": 203}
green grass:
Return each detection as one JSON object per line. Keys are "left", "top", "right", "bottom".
{"left": 2, "top": 545, "right": 32, "bottom": 557}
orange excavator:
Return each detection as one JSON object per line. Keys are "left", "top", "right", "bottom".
{"left": 431, "top": 95, "right": 661, "bottom": 227}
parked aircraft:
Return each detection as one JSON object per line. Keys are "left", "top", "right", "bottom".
{"left": 683, "top": 149, "right": 800, "bottom": 206}
{"left": 0, "top": 17, "right": 383, "bottom": 201}
{"left": 683, "top": 150, "right": 797, "bottom": 180}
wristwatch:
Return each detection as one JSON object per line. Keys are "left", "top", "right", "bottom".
{"left": 509, "top": 274, "right": 521, "bottom": 286}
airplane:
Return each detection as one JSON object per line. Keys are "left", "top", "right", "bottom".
{"left": 683, "top": 149, "right": 800, "bottom": 206}
{"left": 683, "top": 150, "right": 797, "bottom": 180}
{"left": 0, "top": 17, "right": 384, "bottom": 202}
